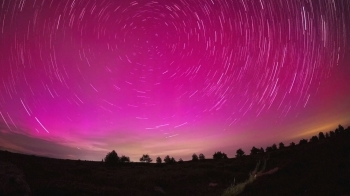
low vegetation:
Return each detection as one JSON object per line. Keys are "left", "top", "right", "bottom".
{"left": 0, "top": 125, "right": 349, "bottom": 195}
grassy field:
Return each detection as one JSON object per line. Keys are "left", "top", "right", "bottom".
{"left": 1, "top": 130, "right": 349, "bottom": 196}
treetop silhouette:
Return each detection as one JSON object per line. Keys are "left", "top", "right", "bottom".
{"left": 198, "top": 153, "right": 205, "bottom": 160}
{"left": 156, "top": 156, "right": 162, "bottom": 164}
{"left": 213, "top": 151, "right": 228, "bottom": 159}
{"left": 163, "top": 155, "right": 176, "bottom": 163}
{"left": 104, "top": 150, "right": 119, "bottom": 165}
{"left": 236, "top": 148, "right": 245, "bottom": 158}
{"left": 192, "top": 153, "right": 199, "bottom": 161}
{"left": 250, "top": 146, "right": 259, "bottom": 155}
{"left": 140, "top": 154, "right": 152, "bottom": 163}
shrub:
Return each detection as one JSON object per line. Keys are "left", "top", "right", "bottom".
{"left": 199, "top": 153, "right": 205, "bottom": 160}
{"left": 140, "top": 154, "right": 152, "bottom": 163}
{"left": 104, "top": 150, "right": 119, "bottom": 165}
{"left": 271, "top": 144, "right": 278, "bottom": 151}
{"left": 265, "top": 146, "right": 273, "bottom": 152}
{"left": 318, "top": 132, "right": 326, "bottom": 140}
{"left": 250, "top": 146, "right": 259, "bottom": 155}
{"left": 299, "top": 139, "right": 308, "bottom": 145}
{"left": 213, "top": 151, "right": 228, "bottom": 159}
{"left": 310, "top": 136, "right": 319, "bottom": 143}
{"left": 156, "top": 156, "right": 162, "bottom": 164}
{"left": 325, "top": 132, "right": 330, "bottom": 138}
{"left": 236, "top": 149, "right": 245, "bottom": 158}
{"left": 279, "top": 142, "right": 285, "bottom": 149}
{"left": 192, "top": 153, "right": 199, "bottom": 161}
{"left": 164, "top": 155, "right": 171, "bottom": 163}
{"left": 259, "top": 147, "right": 265, "bottom": 153}
{"left": 120, "top": 155, "right": 130, "bottom": 163}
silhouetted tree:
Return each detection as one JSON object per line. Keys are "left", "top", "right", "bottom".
{"left": 259, "top": 147, "right": 265, "bottom": 153}
{"left": 156, "top": 156, "right": 162, "bottom": 164}
{"left": 265, "top": 146, "right": 273, "bottom": 152}
{"left": 272, "top": 144, "right": 278, "bottom": 151}
{"left": 299, "top": 139, "right": 308, "bottom": 145}
{"left": 279, "top": 142, "right": 285, "bottom": 149}
{"left": 250, "top": 146, "right": 259, "bottom": 155}
{"left": 236, "top": 149, "right": 245, "bottom": 158}
{"left": 213, "top": 151, "right": 228, "bottom": 159}
{"left": 346, "top": 126, "right": 350, "bottom": 135}
{"left": 330, "top": 131, "right": 335, "bottom": 137}
{"left": 318, "top": 132, "right": 326, "bottom": 140}
{"left": 178, "top": 158, "right": 183, "bottom": 163}
{"left": 164, "top": 155, "right": 171, "bottom": 163}
{"left": 338, "top": 124, "right": 345, "bottom": 133}
{"left": 192, "top": 153, "right": 199, "bottom": 161}
{"left": 104, "top": 150, "right": 119, "bottom": 165}
{"left": 325, "top": 132, "right": 330, "bottom": 138}
{"left": 310, "top": 136, "right": 319, "bottom": 143}
{"left": 213, "top": 151, "right": 223, "bottom": 159}
{"left": 140, "top": 154, "right": 152, "bottom": 163}
{"left": 334, "top": 125, "right": 345, "bottom": 136}
{"left": 120, "top": 155, "right": 130, "bottom": 163}
{"left": 170, "top": 157, "right": 176, "bottom": 163}
{"left": 199, "top": 153, "right": 205, "bottom": 160}
{"left": 290, "top": 142, "right": 296, "bottom": 147}
{"left": 335, "top": 128, "right": 340, "bottom": 135}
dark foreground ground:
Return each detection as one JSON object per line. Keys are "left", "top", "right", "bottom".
{"left": 1, "top": 132, "right": 349, "bottom": 196}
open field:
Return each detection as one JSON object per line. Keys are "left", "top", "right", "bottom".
{"left": 1, "top": 131, "right": 349, "bottom": 196}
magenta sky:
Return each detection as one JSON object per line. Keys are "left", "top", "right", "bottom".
{"left": 1, "top": 0, "right": 350, "bottom": 162}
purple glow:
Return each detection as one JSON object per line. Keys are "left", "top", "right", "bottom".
{"left": 0, "top": 0, "right": 350, "bottom": 161}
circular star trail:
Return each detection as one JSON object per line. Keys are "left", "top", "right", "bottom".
{"left": 0, "top": 0, "right": 349, "bottom": 160}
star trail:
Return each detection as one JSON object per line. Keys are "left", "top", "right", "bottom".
{"left": 1, "top": 0, "right": 350, "bottom": 161}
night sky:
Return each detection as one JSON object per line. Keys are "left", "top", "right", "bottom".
{"left": 1, "top": 0, "right": 350, "bottom": 162}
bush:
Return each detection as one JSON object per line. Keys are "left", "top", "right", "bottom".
{"left": 299, "top": 139, "right": 308, "bottom": 145}
{"left": 120, "top": 155, "right": 130, "bottom": 163}
{"left": 250, "top": 147, "right": 259, "bottom": 155}
{"left": 164, "top": 155, "right": 171, "bottom": 163}
{"left": 156, "top": 156, "right": 162, "bottom": 164}
{"left": 104, "top": 150, "right": 119, "bottom": 165}
{"left": 310, "top": 136, "right": 319, "bottom": 143}
{"left": 259, "top": 147, "right": 265, "bottom": 153}
{"left": 325, "top": 132, "right": 330, "bottom": 138}
{"left": 192, "top": 153, "right": 199, "bottom": 161}
{"left": 272, "top": 144, "right": 278, "bottom": 151}
{"left": 199, "top": 153, "right": 205, "bottom": 160}
{"left": 213, "top": 151, "right": 228, "bottom": 159}
{"left": 279, "top": 142, "right": 285, "bottom": 149}
{"left": 319, "top": 132, "right": 326, "bottom": 140}
{"left": 140, "top": 154, "right": 152, "bottom": 163}
{"left": 236, "top": 149, "right": 245, "bottom": 158}
{"left": 265, "top": 146, "right": 273, "bottom": 152}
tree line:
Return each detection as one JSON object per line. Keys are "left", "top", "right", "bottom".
{"left": 103, "top": 124, "right": 350, "bottom": 165}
